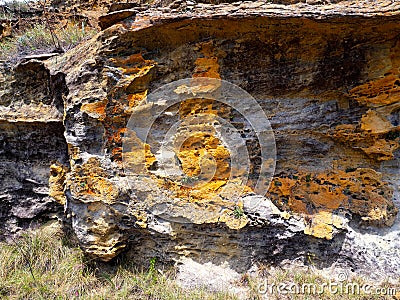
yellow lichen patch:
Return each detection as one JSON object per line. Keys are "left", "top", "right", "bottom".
{"left": 177, "top": 133, "right": 230, "bottom": 180}
{"left": 104, "top": 53, "right": 155, "bottom": 166}
{"left": 127, "top": 90, "right": 147, "bottom": 109}
{"left": 49, "top": 162, "right": 68, "bottom": 205}
{"left": 307, "top": 182, "right": 348, "bottom": 210}
{"left": 165, "top": 74, "right": 251, "bottom": 207}
{"left": 152, "top": 41, "right": 252, "bottom": 225}
{"left": 349, "top": 73, "right": 400, "bottom": 106}
{"left": 193, "top": 57, "right": 220, "bottom": 79}
{"left": 270, "top": 175, "right": 347, "bottom": 214}
{"left": 361, "top": 138, "right": 400, "bottom": 161}
{"left": 171, "top": 176, "right": 252, "bottom": 205}
{"left": 178, "top": 180, "right": 227, "bottom": 202}
{"left": 108, "top": 53, "right": 155, "bottom": 94}
{"left": 331, "top": 111, "right": 399, "bottom": 161}
{"left": 68, "top": 157, "right": 119, "bottom": 204}
{"left": 179, "top": 98, "right": 218, "bottom": 117}
{"left": 349, "top": 40, "right": 400, "bottom": 107}
{"left": 304, "top": 211, "right": 343, "bottom": 240}
{"left": 272, "top": 177, "right": 297, "bottom": 198}
{"left": 68, "top": 145, "right": 81, "bottom": 160}
{"left": 122, "top": 130, "right": 156, "bottom": 173}
{"left": 268, "top": 168, "right": 397, "bottom": 231}
{"left": 81, "top": 99, "right": 107, "bottom": 120}
{"left": 193, "top": 41, "right": 221, "bottom": 79}
{"left": 360, "top": 110, "right": 393, "bottom": 134}
{"left": 125, "top": 65, "right": 154, "bottom": 94}
{"left": 71, "top": 175, "right": 118, "bottom": 204}
{"left": 170, "top": 44, "right": 235, "bottom": 206}
{"left": 219, "top": 209, "right": 248, "bottom": 230}
{"left": 110, "top": 53, "right": 149, "bottom": 67}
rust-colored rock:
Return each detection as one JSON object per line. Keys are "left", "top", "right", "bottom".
{"left": 1, "top": 0, "right": 400, "bottom": 281}
{"left": 98, "top": 9, "right": 137, "bottom": 30}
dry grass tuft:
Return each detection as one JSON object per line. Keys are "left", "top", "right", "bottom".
{"left": 0, "top": 22, "right": 98, "bottom": 62}
{"left": 0, "top": 222, "right": 237, "bottom": 299}
{"left": 1, "top": 222, "right": 399, "bottom": 299}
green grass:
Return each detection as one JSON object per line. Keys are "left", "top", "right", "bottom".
{"left": 0, "top": 22, "right": 98, "bottom": 62}
{"left": 1, "top": 222, "right": 399, "bottom": 299}
{"left": 245, "top": 267, "right": 399, "bottom": 300}
{"left": 0, "top": 222, "right": 237, "bottom": 299}
{"left": 0, "top": 0, "right": 32, "bottom": 19}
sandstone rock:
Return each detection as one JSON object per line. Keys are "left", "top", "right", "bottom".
{"left": 109, "top": 2, "right": 141, "bottom": 13}
{"left": 49, "top": 1, "right": 400, "bottom": 278}
{"left": 0, "top": 19, "right": 12, "bottom": 40}
{"left": 22, "top": 53, "right": 60, "bottom": 62}
{"left": 98, "top": 9, "right": 137, "bottom": 30}
{"left": 0, "top": 56, "right": 68, "bottom": 239}
{"left": 1, "top": 0, "right": 400, "bottom": 282}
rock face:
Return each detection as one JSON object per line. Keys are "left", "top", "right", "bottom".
{"left": 0, "top": 60, "right": 68, "bottom": 236}
{"left": 1, "top": 0, "right": 400, "bottom": 279}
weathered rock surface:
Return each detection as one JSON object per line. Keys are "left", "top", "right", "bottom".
{"left": 0, "top": 60, "right": 68, "bottom": 237}
{"left": 1, "top": 0, "right": 399, "bottom": 280}
{"left": 98, "top": 9, "right": 137, "bottom": 30}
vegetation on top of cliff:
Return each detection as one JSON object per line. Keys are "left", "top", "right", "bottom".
{"left": 0, "top": 0, "right": 98, "bottom": 63}
{"left": 0, "top": 222, "right": 236, "bottom": 299}
{"left": 0, "top": 22, "right": 97, "bottom": 62}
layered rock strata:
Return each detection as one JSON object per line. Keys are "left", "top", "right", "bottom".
{"left": 1, "top": 0, "right": 399, "bottom": 279}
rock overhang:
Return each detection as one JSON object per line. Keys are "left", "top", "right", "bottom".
{"left": 3, "top": 0, "right": 398, "bottom": 278}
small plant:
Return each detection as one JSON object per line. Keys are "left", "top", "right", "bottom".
{"left": 0, "top": 10, "right": 14, "bottom": 19}
{"left": 0, "top": 0, "right": 31, "bottom": 19}
{"left": 305, "top": 174, "right": 312, "bottom": 182}
{"left": 180, "top": 175, "right": 199, "bottom": 185}
{"left": 343, "top": 186, "right": 351, "bottom": 195}
{"left": 232, "top": 206, "right": 244, "bottom": 219}
{"left": 149, "top": 257, "right": 157, "bottom": 274}
{"left": 146, "top": 257, "right": 158, "bottom": 283}
{"left": 306, "top": 252, "right": 316, "bottom": 266}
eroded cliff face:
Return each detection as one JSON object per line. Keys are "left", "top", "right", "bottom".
{"left": 1, "top": 0, "right": 399, "bottom": 279}
{"left": 0, "top": 60, "right": 68, "bottom": 235}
